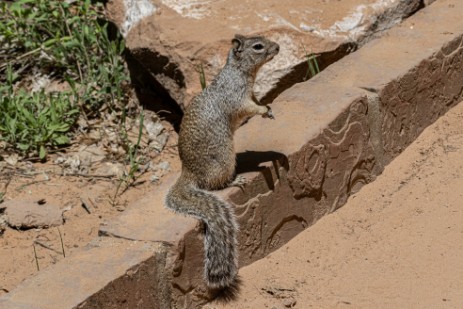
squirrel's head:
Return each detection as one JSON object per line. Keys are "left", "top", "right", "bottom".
{"left": 228, "top": 34, "right": 279, "bottom": 73}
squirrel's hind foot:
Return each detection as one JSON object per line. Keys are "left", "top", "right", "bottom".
{"left": 262, "top": 105, "right": 275, "bottom": 119}
{"left": 229, "top": 175, "right": 247, "bottom": 189}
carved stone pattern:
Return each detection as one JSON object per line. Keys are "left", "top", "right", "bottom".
{"left": 287, "top": 143, "right": 327, "bottom": 199}
{"left": 381, "top": 36, "right": 463, "bottom": 163}
{"left": 287, "top": 98, "right": 374, "bottom": 214}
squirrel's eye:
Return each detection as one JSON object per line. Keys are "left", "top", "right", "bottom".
{"left": 253, "top": 43, "right": 264, "bottom": 50}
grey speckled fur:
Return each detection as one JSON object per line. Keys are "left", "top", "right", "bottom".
{"left": 165, "top": 34, "right": 279, "bottom": 289}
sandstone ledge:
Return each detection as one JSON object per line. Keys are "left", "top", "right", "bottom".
{"left": 108, "top": 0, "right": 423, "bottom": 110}
{"left": 1, "top": 1, "right": 462, "bottom": 308}
{"left": 0, "top": 238, "right": 169, "bottom": 309}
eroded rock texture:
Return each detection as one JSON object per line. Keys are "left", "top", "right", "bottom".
{"left": 381, "top": 35, "right": 463, "bottom": 164}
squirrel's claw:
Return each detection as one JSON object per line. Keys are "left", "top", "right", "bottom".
{"left": 263, "top": 106, "right": 275, "bottom": 119}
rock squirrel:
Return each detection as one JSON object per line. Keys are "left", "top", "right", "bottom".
{"left": 165, "top": 34, "right": 279, "bottom": 289}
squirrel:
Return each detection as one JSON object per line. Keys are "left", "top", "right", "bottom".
{"left": 165, "top": 34, "right": 279, "bottom": 289}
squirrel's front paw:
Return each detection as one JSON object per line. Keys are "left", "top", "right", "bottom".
{"left": 262, "top": 106, "right": 275, "bottom": 119}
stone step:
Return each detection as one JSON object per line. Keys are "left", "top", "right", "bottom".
{"left": 0, "top": 238, "right": 169, "bottom": 309}
{"left": 1, "top": 1, "right": 462, "bottom": 308}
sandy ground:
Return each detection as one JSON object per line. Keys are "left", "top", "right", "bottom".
{"left": 208, "top": 102, "right": 463, "bottom": 309}
{"left": 0, "top": 126, "right": 181, "bottom": 296}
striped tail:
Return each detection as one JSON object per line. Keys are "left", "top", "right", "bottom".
{"left": 165, "top": 177, "right": 239, "bottom": 288}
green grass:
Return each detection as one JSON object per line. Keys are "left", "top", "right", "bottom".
{"left": 302, "top": 45, "right": 320, "bottom": 80}
{"left": 0, "top": 66, "right": 79, "bottom": 159}
{"left": 197, "top": 63, "right": 207, "bottom": 90}
{"left": 305, "top": 53, "right": 320, "bottom": 80}
{"left": 0, "top": 0, "right": 129, "bottom": 159}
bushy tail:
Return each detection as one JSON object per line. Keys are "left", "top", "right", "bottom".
{"left": 165, "top": 177, "right": 239, "bottom": 289}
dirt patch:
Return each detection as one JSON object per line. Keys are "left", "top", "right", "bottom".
{"left": 208, "top": 102, "right": 463, "bottom": 308}
{"left": 0, "top": 126, "right": 181, "bottom": 296}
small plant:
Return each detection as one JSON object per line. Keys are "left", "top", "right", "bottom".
{"left": 57, "top": 227, "right": 65, "bottom": 258}
{"left": 302, "top": 46, "right": 320, "bottom": 80}
{"left": 197, "top": 63, "right": 207, "bottom": 90}
{"left": 112, "top": 110, "right": 146, "bottom": 201}
{"left": 33, "top": 243, "right": 40, "bottom": 271}
{"left": 124, "top": 110, "right": 145, "bottom": 186}
{"left": 0, "top": 66, "right": 79, "bottom": 159}
{"left": 0, "top": 0, "right": 129, "bottom": 158}
{"left": 305, "top": 53, "right": 320, "bottom": 79}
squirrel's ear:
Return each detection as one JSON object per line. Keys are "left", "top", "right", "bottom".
{"left": 232, "top": 34, "right": 245, "bottom": 54}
